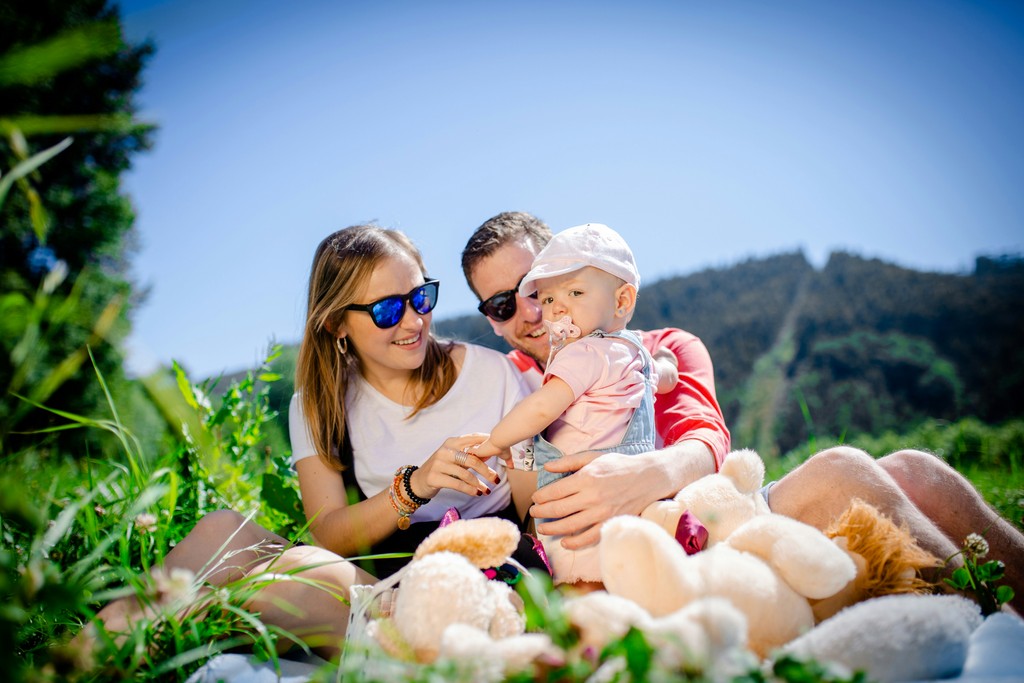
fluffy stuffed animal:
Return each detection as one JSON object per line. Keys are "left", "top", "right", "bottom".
{"left": 810, "top": 498, "right": 938, "bottom": 622}
{"left": 640, "top": 448, "right": 769, "bottom": 546}
{"left": 601, "top": 514, "right": 855, "bottom": 656}
{"left": 359, "top": 517, "right": 555, "bottom": 676}
{"left": 639, "top": 448, "right": 939, "bottom": 612}
{"left": 563, "top": 591, "right": 752, "bottom": 677}
{"left": 782, "top": 594, "right": 984, "bottom": 682}
{"left": 613, "top": 449, "right": 856, "bottom": 655}
{"left": 603, "top": 449, "right": 941, "bottom": 657}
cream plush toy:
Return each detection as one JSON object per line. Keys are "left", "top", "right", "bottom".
{"left": 601, "top": 514, "right": 855, "bottom": 657}
{"left": 603, "top": 449, "right": 856, "bottom": 656}
{"left": 640, "top": 448, "right": 770, "bottom": 546}
{"left": 602, "top": 449, "right": 939, "bottom": 657}
{"left": 358, "top": 517, "right": 556, "bottom": 678}
{"left": 563, "top": 591, "right": 753, "bottom": 677}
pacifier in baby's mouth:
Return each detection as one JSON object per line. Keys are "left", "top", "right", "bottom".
{"left": 544, "top": 315, "right": 582, "bottom": 350}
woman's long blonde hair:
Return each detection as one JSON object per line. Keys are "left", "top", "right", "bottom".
{"left": 296, "top": 225, "right": 456, "bottom": 470}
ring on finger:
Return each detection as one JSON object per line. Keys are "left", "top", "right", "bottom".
{"left": 453, "top": 449, "right": 469, "bottom": 467}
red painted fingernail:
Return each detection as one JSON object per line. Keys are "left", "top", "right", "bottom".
{"left": 476, "top": 490, "right": 483, "bottom": 496}
{"left": 493, "top": 476, "right": 500, "bottom": 485}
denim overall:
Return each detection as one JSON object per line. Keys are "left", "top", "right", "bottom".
{"left": 534, "top": 328, "right": 658, "bottom": 492}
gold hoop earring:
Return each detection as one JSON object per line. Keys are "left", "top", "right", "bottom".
{"left": 336, "top": 337, "right": 348, "bottom": 354}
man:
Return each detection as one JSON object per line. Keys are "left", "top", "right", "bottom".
{"left": 461, "top": 212, "right": 728, "bottom": 551}
{"left": 462, "top": 211, "right": 1023, "bottom": 611}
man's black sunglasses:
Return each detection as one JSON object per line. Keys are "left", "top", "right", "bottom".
{"left": 477, "top": 276, "right": 529, "bottom": 323}
{"left": 346, "top": 280, "right": 440, "bottom": 329}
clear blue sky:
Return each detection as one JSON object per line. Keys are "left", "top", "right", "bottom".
{"left": 117, "top": 0, "right": 1024, "bottom": 379}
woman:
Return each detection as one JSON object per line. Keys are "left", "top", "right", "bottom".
{"left": 92, "top": 224, "right": 538, "bottom": 659}
{"left": 289, "top": 224, "right": 537, "bottom": 575}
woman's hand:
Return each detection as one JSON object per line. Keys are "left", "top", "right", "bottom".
{"left": 411, "top": 434, "right": 502, "bottom": 499}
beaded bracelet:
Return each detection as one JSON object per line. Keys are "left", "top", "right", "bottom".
{"left": 398, "top": 465, "right": 431, "bottom": 506}
{"left": 392, "top": 474, "right": 418, "bottom": 512}
{"left": 390, "top": 480, "right": 415, "bottom": 511}
{"left": 388, "top": 486, "right": 414, "bottom": 530}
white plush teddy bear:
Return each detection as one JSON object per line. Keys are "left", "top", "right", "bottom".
{"left": 640, "top": 447, "right": 770, "bottom": 546}
{"left": 602, "top": 449, "right": 859, "bottom": 656}
{"left": 600, "top": 514, "right": 855, "bottom": 657}
{"left": 356, "top": 517, "right": 556, "bottom": 678}
{"left": 563, "top": 591, "right": 753, "bottom": 677}
{"left": 601, "top": 449, "right": 944, "bottom": 659}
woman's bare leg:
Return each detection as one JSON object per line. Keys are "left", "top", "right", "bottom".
{"left": 245, "top": 544, "right": 375, "bottom": 660}
{"left": 88, "top": 510, "right": 377, "bottom": 659}
{"left": 92, "top": 510, "right": 288, "bottom": 633}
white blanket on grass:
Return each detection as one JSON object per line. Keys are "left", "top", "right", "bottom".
{"left": 187, "top": 596, "right": 1024, "bottom": 683}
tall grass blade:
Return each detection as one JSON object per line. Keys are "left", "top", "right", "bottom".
{"left": 0, "top": 22, "right": 121, "bottom": 86}
{"left": 0, "top": 136, "right": 72, "bottom": 209}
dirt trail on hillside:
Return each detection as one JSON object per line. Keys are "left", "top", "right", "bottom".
{"left": 734, "top": 270, "right": 813, "bottom": 457}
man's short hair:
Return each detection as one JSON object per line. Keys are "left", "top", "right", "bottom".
{"left": 461, "top": 211, "right": 553, "bottom": 297}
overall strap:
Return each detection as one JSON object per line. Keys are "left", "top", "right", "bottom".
{"left": 590, "top": 329, "right": 652, "bottom": 377}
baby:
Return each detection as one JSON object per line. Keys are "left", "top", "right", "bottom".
{"left": 470, "top": 223, "right": 677, "bottom": 586}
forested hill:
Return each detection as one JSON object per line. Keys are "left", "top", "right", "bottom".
{"left": 433, "top": 251, "right": 1024, "bottom": 456}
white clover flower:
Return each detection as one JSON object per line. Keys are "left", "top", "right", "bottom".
{"left": 181, "top": 422, "right": 195, "bottom": 447}
{"left": 193, "top": 387, "right": 212, "bottom": 412}
{"left": 965, "top": 533, "right": 989, "bottom": 558}
{"left": 135, "top": 512, "right": 158, "bottom": 533}
{"left": 152, "top": 566, "right": 197, "bottom": 605}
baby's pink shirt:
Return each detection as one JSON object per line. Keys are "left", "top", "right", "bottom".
{"left": 543, "top": 335, "right": 653, "bottom": 455}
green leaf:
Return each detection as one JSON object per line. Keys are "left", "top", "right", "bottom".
{"left": 618, "top": 627, "right": 653, "bottom": 681}
{"left": 947, "top": 567, "right": 973, "bottom": 590}
{"left": 0, "top": 292, "right": 30, "bottom": 339}
{"left": 0, "top": 114, "right": 148, "bottom": 136}
{"left": 257, "top": 372, "right": 282, "bottom": 382}
{"left": 975, "top": 560, "right": 1005, "bottom": 582}
{"left": 996, "top": 585, "right": 1015, "bottom": 605}
{"left": 0, "top": 22, "right": 121, "bottom": 86}
{"left": 173, "top": 360, "right": 199, "bottom": 410}
{"left": 261, "top": 472, "right": 305, "bottom": 530}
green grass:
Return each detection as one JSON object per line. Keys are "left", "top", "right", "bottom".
{"left": 4, "top": 358, "right": 1020, "bottom": 680}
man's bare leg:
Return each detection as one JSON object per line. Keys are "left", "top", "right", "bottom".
{"left": 880, "top": 449, "right": 1024, "bottom": 612}
{"left": 768, "top": 446, "right": 960, "bottom": 584}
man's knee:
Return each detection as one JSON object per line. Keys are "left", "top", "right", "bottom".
{"left": 879, "top": 448, "right": 942, "bottom": 476}
{"left": 879, "top": 449, "right": 939, "bottom": 487}
{"left": 798, "top": 445, "right": 877, "bottom": 479}
{"left": 881, "top": 449, "right": 961, "bottom": 498}
{"left": 770, "top": 446, "right": 876, "bottom": 522}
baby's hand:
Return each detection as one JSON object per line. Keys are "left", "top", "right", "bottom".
{"left": 469, "top": 437, "right": 511, "bottom": 465}
{"left": 653, "top": 347, "right": 679, "bottom": 394}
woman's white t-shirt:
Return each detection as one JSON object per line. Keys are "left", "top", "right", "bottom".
{"left": 289, "top": 344, "right": 530, "bottom": 523}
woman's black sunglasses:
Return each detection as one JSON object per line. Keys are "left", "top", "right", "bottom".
{"left": 477, "top": 276, "right": 527, "bottom": 323}
{"left": 346, "top": 280, "right": 440, "bottom": 329}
